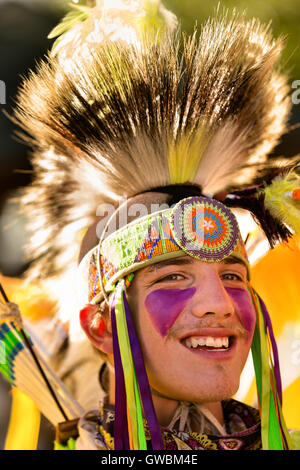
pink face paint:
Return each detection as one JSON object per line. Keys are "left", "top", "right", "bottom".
{"left": 225, "top": 287, "right": 256, "bottom": 334}
{"left": 145, "top": 288, "right": 196, "bottom": 337}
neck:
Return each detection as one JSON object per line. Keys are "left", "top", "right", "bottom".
{"left": 108, "top": 370, "right": 224, "bottom": 431}
{"left": 151, "top": 392, "right": 224, "bottom": 430}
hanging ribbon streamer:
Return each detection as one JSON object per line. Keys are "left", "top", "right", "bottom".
{"left": 256, "top": 294, "right": 282, "bottom": 404}
{"left": 257, "top": 294, "right": 292, "bottom": 450}
{"left": 110, "top": 294, "right": 129, "bottom": 450}
{"left": 110, "top": 279, "right": 163, "bottom": 450}
{"left": 112, "top": 280, "right": 147, "bottom": 449}
{"left": 249, "top": 286, "right": 293, "bottom": 450}
{"left": 122, "top": 287, "right": 164, "bottom": 449}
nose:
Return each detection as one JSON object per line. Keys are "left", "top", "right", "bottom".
{"left": 188, "top": 270, "right": 235, "bottom": 320}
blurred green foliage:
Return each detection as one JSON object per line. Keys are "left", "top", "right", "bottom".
{"left": 164, "top": 0, "right": 300, "bottom": 81}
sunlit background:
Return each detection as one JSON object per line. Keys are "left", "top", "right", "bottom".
{"left": 0, "top": 0, "right": 299, "bottom": 449}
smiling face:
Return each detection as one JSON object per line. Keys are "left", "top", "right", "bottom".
{"left": 126, "top": 255, "right": 256, "bottom": 404}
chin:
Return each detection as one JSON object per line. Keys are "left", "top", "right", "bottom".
{"left": 201, "top": 379, "right": 240, "bottom": 403}
{"left": 184, "top": 386, "right": 238, "bottom": 404}
{"left": 153, "top": 376, "right": 240, "bottom": 404}
{"left": 148, "top": 361, "right": 242, "bottom": 403}
{"left": 182, "top": 372, "right": 241, "bottom": 403}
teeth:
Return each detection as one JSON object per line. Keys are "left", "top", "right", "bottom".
{"left": 198, "top": 337, "right": 207, "bottom": 346}
{"left": 222, "top": 337, "right": 229, "bottom": 348}
{"left": 214, "top": 338, "right": 223, "bottom": 348}
{"left": 184, "top": 336, "right": 230, "bottom": 349}
{"left": 206, "top": 337, "right": 216, "bottom": 347}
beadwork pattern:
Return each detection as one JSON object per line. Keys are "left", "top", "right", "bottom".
{"left": 171, "top": 197, "right": 239, "bottom": 262}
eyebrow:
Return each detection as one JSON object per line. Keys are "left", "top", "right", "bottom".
{"left": 222, "top": 256, "right": 247, "bottom": 267}
{"left": 143, "top": 255, "right": 247, "bottom": 274}
{"left": 144, "top": 257, "right": 194, "bottom": 273}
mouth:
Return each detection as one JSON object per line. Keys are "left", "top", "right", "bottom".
{"left": 179, "top": 328, "right": 237, "bottom": 356}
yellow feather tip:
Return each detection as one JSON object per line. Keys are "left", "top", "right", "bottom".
{"left": 168, "top": 124, "right": 212, "bottom": 184}
{"left": 261, "top": 169, "right": 300, "bottom": 236}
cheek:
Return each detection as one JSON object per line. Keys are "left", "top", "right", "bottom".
{"left": 145, "top": 288, "right": 196, "bottom": 338}
{"left": 225, "top": 287, "right": 256, "bottom": 334}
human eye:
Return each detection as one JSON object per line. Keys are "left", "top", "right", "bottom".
{"left": 155, "top": 273, "right": 186, "bottom": 283}
{"left": 221, "top": 272, "right": 245, "bottom": 283}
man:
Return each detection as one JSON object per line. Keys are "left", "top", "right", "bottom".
{"left": 75, "top": 189, "right": 262, "bottom": 450}
{"left": 11, "top": 1, "right": 300, "bottom": 450}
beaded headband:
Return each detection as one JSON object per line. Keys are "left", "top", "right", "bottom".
{"left": 83, "top": 196, "right": 250, "bottom": 304}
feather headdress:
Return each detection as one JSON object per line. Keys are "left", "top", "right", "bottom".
{"left": 13, "top": 7, "right": 292, "bottom": 282}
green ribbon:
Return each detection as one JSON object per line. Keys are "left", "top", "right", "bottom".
{"left": 250, "top": 288, "right": 286, "bottom": 450}
{"left": 114, "top": 280, "right": 147, "bottom": 449}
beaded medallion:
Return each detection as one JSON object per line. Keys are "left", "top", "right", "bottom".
{"left": 171, "top": 197, "right": 240, "bottom": 262}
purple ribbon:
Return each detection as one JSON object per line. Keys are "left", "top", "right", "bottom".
{"left": 255, "top": 293, "right": 291, "bottom": 449}
{"left": 110, "top": 295, "right": 129, "bottom": 450}
{"left": 122, "top": 289, "right": 164, "bottom": 450}
{"left": 257, "top": 294, "right": 283, "bottom": 405}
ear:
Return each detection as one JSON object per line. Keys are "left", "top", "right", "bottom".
{"left": 79, "top": 304, "right": 113, "bottom": 354}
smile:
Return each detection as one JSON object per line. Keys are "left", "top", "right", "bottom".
{"left": 179, "top": 328, "right": 238, "bottom": 357}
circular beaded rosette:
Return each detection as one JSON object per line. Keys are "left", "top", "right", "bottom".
{"left": 171, "top": 196, "right": 240, "bottom": 262}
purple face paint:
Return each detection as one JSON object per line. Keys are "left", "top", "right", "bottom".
{"left": 145, "top": 288, "right": 196, "bottom": 337}
{"left": 225, "top": 287, "right": 256, "bottom": 334}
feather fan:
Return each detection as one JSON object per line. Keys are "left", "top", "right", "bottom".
{"left": 0, "top": 291, "right": 84, "bottom": 426}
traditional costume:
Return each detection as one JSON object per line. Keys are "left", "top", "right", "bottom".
{"left": 1, "top": 0, "right": 300, "bottom": 450}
